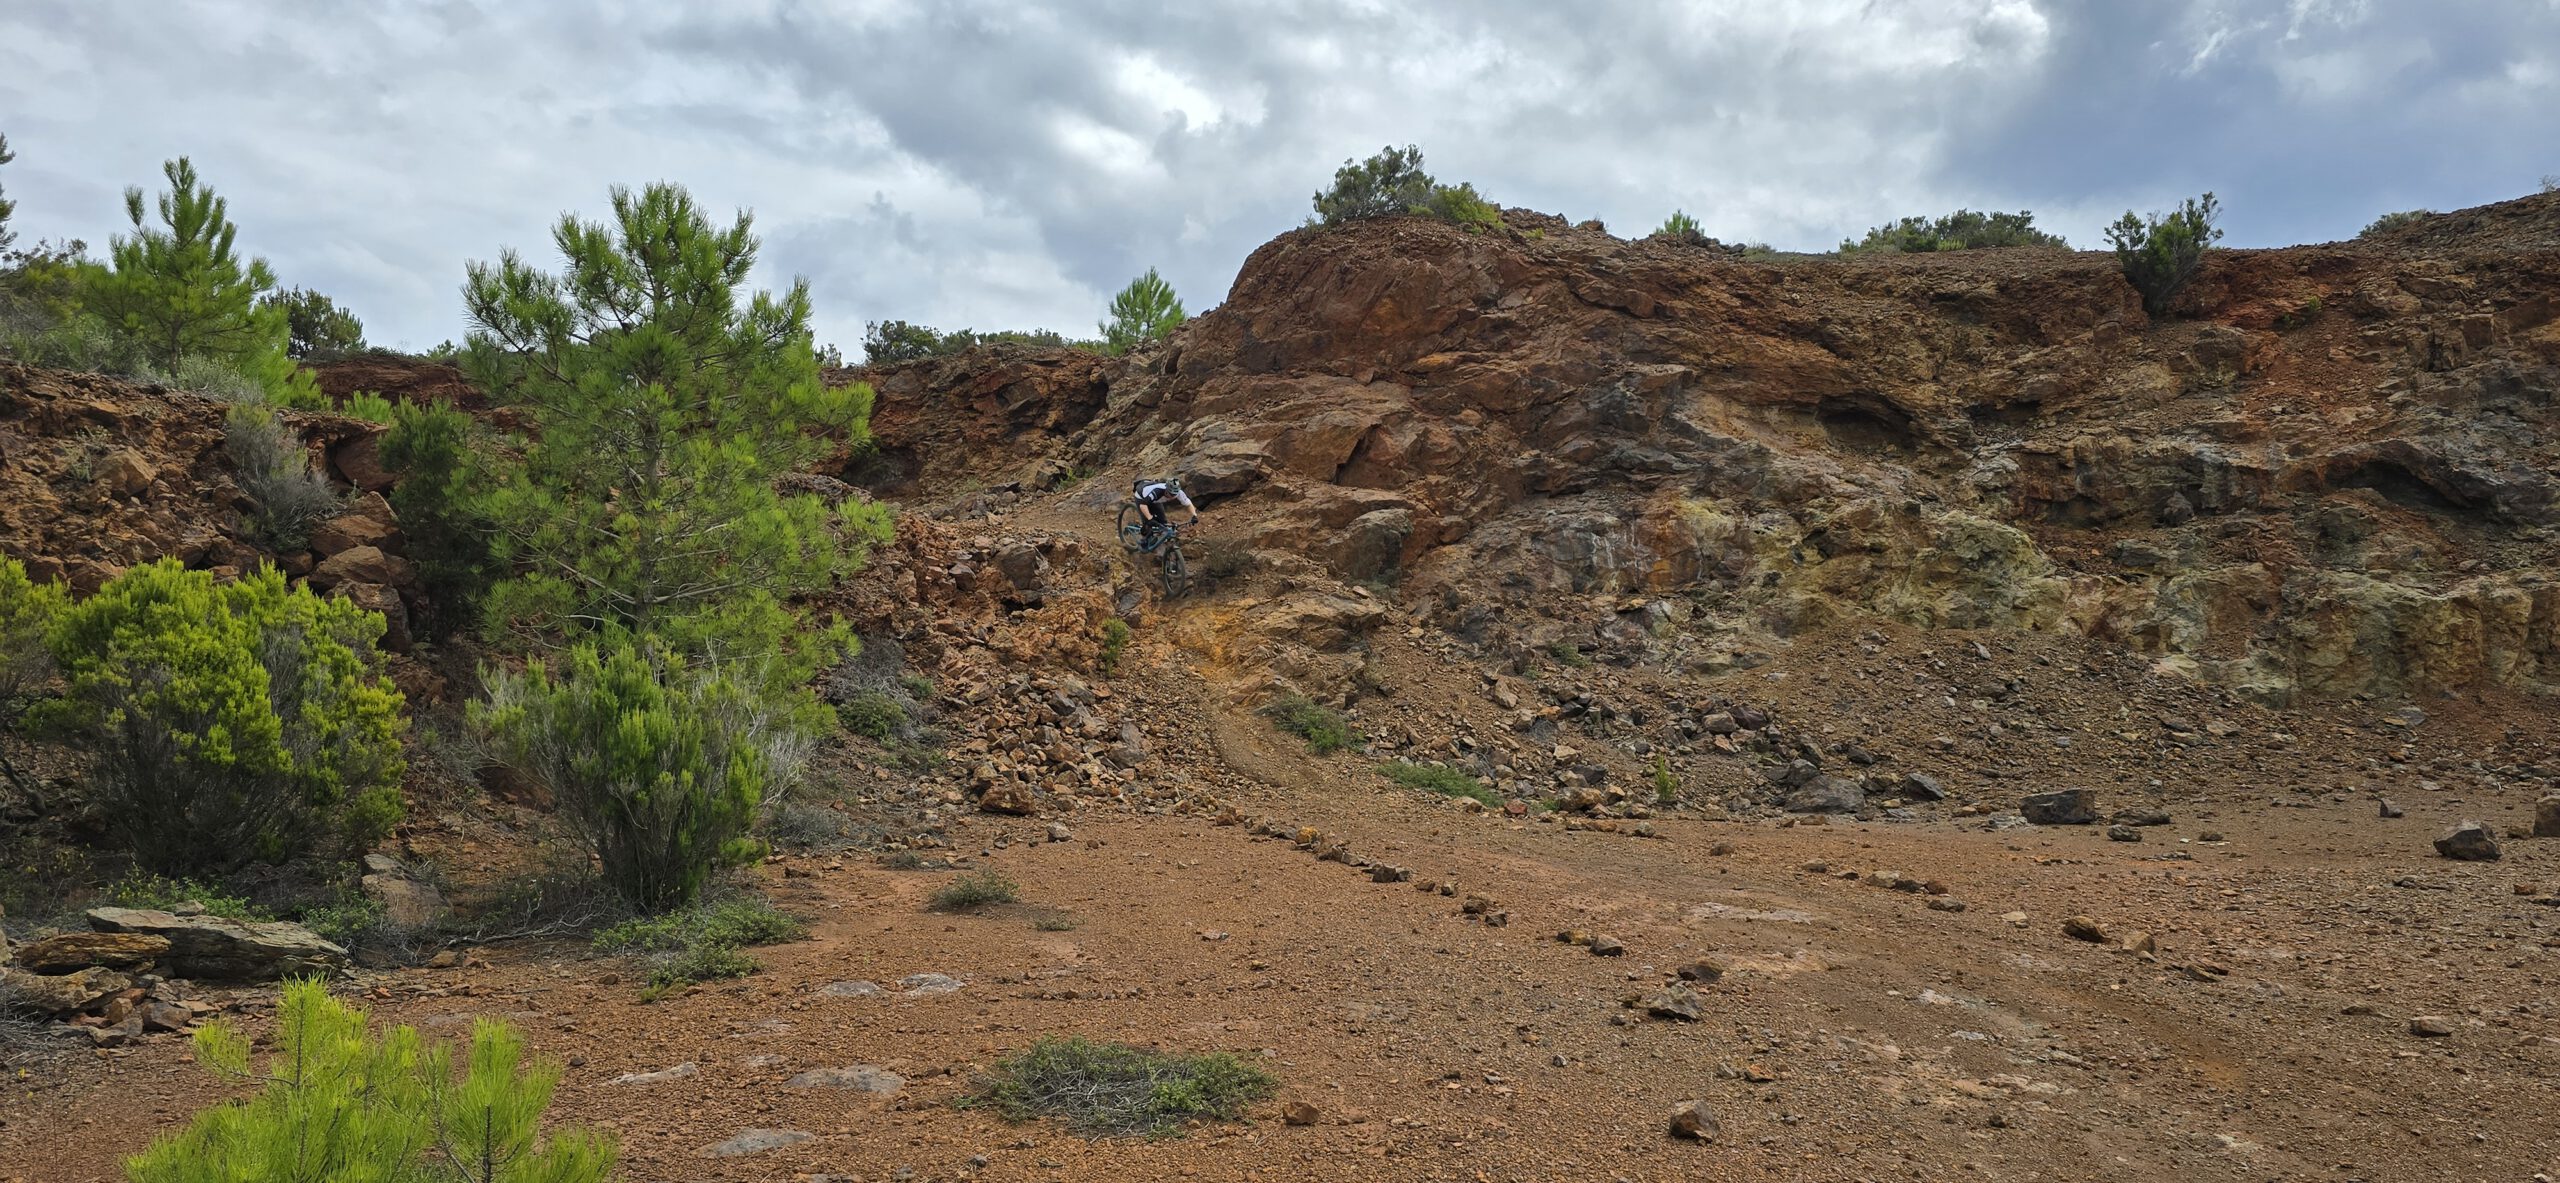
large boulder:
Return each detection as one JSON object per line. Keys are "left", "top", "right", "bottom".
{"left": 85, "top": 908, "right": 349, "bottom": 981}
{"left": 310, "top": 545, "right": 414, "bottom": 591}
{"left": 2535, "top": 796, "right": 2560, "bottom": 839}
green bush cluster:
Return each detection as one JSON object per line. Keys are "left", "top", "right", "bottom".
{"left": 127, "top": 979, "right": 614, "bottom": 1182}
{"left": 965, "top": 1036, "right": 1277, "bottom": 1138}
{"left": 593, "top": 895, "right": 806, "bottom": 998}
{"left": 1263, "top": 693, "right": 1357, "bottom": 755}
{"left": 1839, "top": 209, "right": 2069, "bottom": 254}
{"left": 929, "top": 867, "right": 1021, "bottom": 911}
{"left": 1098, "top": 617, "right": 1132, "bottom": 672}
{"left": 1378, "top": 761, "right": 1499, "bottom": 807}
{"left": 2104, "top": 192, "right": 2224, "bottom": 317}
{"left": 860, "top": 319, "right": 1096, "bottom": 364}
{"left": 2359, "top": 209, "right": 2433, "bottom": 239}
{"left": 223, "top": 402, "right": 341, "bottom": 551}
{"left": 24, "top": 557, "right": 404, "bottom": 876}
{"left": 1311, "top": 146, "right": 1502, "bottom": 232}
{"left": 839, "top": 689, "right": 908, "bottom": 742}
{"left": 474, "top": 639, "right": 821, "bottom": 913}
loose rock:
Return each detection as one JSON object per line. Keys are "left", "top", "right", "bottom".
{"left": 1668, "top": 1100, "right": 1719, "bottom": 1140}
{"left": 2020, "top": 790, "right": 2099, "bottom": 825}
{"left": 2432, "top": 820, "right": 2502, "bottom": 862}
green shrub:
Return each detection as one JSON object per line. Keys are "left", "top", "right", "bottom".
{"left": 379, "top": 399, "right": 497, "bottom": 640}
{"left": 1839, "top": 209, "right": 2069, "bottom": 254}
{"left": 473, "top": 637, "right": 826, "bottom": 911}
{"left": 338, "top": 390, "right": 395, "bottom": 424}
{"left": 839, "top": 690, "right": 907, "bottom": 742}
{"left": 1263, "top": 694, "right": 1357, "bottom": 755}
{"left": 223, "top": 402, "right": 341, "bottom": 551}
{"left": 1312, "top": 145, "right": 1435, "bottom": 224}
{"left": 97, "top": 871, "right": 270, "bottom": 922}
{"left": 1378, "top": 761, "right": 1498, "bottom": 806}
{"left": 758, "top": 800, "right": 850, "bottom": 851}
{"left": 1100, "top": 268, "right": 1186, "bottom": 354}
{"left": 594, "top": 895, "right": 804, "bottom": 999}
{"left": 2104, "top": 192, "right": 2224, "bottom": 318}
{"left": 899, "top": 672, "right": 938, "bottom": 700}
{"left": 0, "top": 558, "right": 66, "bottom": 792}
{"left": 2358, "top": 209, "right": 2433, "bottom": 239}
{"left": 295, "top": 890, "right": 389, "bottom": 947}
{"left": 1413, "top": 182, "right": 1500, "bottom": 231}
{"left": 964, "top": 1036, "right": 1277, "bottom": 1138}
{"left": 1546, "top": 640, "right": 1591, "bottom": 669}
{"left": 1030, "top": 910, "right": 1079, "bottom": 932}
{"left": 929, "top": 868, "right": 1020, "bottom": 911}
{"left": 1098, "top": 618, "right": 1131, "bottom": 672}
{"left": 1650, "top": 755, "right": 1679, "bottom": 803}
{"left": 45, "top": 560, "right": 404, "bottom": 875}
{"left": 127, "top": 979, "right": 615, "bottom": 1183}
{"left": 644, "top": 945, "right": 760, "bottom": 996}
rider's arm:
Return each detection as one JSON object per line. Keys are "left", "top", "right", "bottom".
{"left": 1176, "top": 488, "right": 1200, "bottom": 522}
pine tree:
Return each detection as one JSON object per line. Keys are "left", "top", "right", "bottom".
{"left": 460, "top": 181, "right": 891, "bottom": 671}
{"left": 380, "top": 400, "right": 497, "bottom": 640}
{"left": 1099, "top": 268, "right": 1186, "bottom": 354}
{"left": 261, "top": 285, "right": 366, "bottom": 359}
{"left": 128, "top": 978, "right": 616, "bottom": 1183}
{"left": 88, "top": 157, "right": 288, "bottom": 375}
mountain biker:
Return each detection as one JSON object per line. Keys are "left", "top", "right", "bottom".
{"left": 1132, "top": 476, "right": 1199, "bottom": 552}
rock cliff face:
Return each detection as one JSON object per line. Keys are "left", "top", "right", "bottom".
{"left": 855, "top": 196, "right": 2560, "bottom": 705}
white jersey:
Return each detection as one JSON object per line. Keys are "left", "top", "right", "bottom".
{"left": 1137, "top": 481, "right": 1195, "bottom": 512}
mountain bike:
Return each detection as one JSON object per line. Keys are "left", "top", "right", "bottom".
{"left": 1116, "top": 507, "right": 1192, "bottom": 597}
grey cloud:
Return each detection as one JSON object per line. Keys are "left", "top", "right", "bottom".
{"left": 3, "top": 1, "right": 2554, "bottom": 353}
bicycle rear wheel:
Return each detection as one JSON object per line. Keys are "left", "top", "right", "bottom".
{"left": 1116, "top": 502, "right": 1147, "bottom": 551}
{"left": 1160, "top": 543, "right": 1190, "bottom": 598}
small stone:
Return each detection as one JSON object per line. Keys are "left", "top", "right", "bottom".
{"left": 2106, "top": 825, "right": 2141, "bottom": 843}
{"left": 896, "top": 972, "right": 963, "bottom": 996}
{"left": 2062, "top": 915, "right": 2108, "bottom": 943}
{"left": 1369, "top": 864, "right": 1412, "bottom": 884}
{"left": 2001, "top": 910, "right": 2029, "bottom": 927}
{"left": 1927, "top": 898, "right": 1968, "bottom": 913}
{"left": 1674, "top": 960, "right": 1724, "bottom": 984}
{"left": 786, "top": 1065, "right": 903, "bottom": 1093}
{"left": 2020, "top": 790, "right": 2099, "bottom": 825}
{"left": 1646, "top": 984, "right": 1706, "bottom": 1021}
{"left": 610, "top": 1062, "right": 699, "bottom": 1085}
{"left": 2112, "top": 809, "right": 2172, "bottom": 827}
{"left": 820, "top": 980, "right": 882, "bottom": 998}
{"left": 2379, "top": 799, "right": 2405, "bottom": 819}
{"left": 2534, "top": 796, "right": 2560, "bottom": 839}
{"left": 1899, "top": 772, "right": 1947, "bottom": 801}
{"left": 1668, "top": 1100, "right": 1718, "bottom": 1141}
{"left": 1589, "top": 935, "right": 1626, "bottom": 957}
{"left": 2408, "top": 1015, "right": 2455, "bottom": 1038}
{"left": 1282, "top": 1100, "right": 1321, "bottom": 1126}
{"left": 700, "top": 1129, "right": 814, "bottom": 1158}
{"left": 1046, "top": 822, "right": 1073, "bottom": 843}
{"left": 2433, "top": 820, "right": 2501, "bottom": 861}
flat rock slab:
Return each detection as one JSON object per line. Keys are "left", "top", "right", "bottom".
{"left": 819, "top": 979, "right": 882, "bottom": 998}
{"left": 85, "top": 907, "right": 346, "bottom": 981}
{"left": 609, "top": 1062, "right": 698, "bottom": 1085}
{"left": 701, "top": 1129, "right": 814, "bottom": 1158}
{"left": 12, "top": 932, "right": 171, "bottom": 973}
{"left": 785, "top": 1065, "right": 904, "bottom": 1094}
{"left": 896, "top": 972, "right": 963, "bottom": 997}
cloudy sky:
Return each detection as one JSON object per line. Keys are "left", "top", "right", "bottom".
{"left": 4, "top": 1, "right": 2554, "bottom": 352}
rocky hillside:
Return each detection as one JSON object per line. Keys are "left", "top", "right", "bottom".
{"left": 856, "top": 194, "right": 2560, "bottom": 707}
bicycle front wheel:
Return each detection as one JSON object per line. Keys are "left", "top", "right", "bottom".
{"left": 1161, "top": 544, "right": 1190, "bottom": 598}
{"left": 1116, "top": 503, "right": 1146, "bottom": 551}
